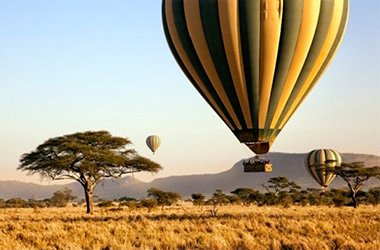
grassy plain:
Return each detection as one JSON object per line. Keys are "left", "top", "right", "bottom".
{"left": 0, "top": 204, "right": 378, "bottom": 250}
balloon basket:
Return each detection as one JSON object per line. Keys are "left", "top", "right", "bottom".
{"left": 243, "top": 157, "right": 272, "bottom": 172}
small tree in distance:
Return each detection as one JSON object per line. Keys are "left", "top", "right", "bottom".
{"left": 140, "top": 199, "right": 158, "bottom": 212}
{"left": 332, "top": 162, "right": 380, "bottom": 208}
{"left": 191, "top": 193, "right": 206, "bottom": 208}
{"left": 205, "top": 189, "right": 229, "bottom": 217}
{"left": 231, "top": 188, "right": 255, "bottom": 206}
{"left": 147, "top": 187, "right": 181, "bottom": 210}
{"left": 49, "top": 188, "right": 77, "bottom": 207}
{"left": 18, "top": 131, "right": 162, "bottom": 214}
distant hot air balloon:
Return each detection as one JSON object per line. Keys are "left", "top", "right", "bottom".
{"left": 162, "top": 0, "right": 349, "bottom": 155}
{"left": 305, "top": 149, "right": 341, "bottom": 190}
{"left": 146, "top": 135, "right": 161, "bottom": 154}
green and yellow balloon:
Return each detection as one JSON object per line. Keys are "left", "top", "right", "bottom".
{"left": 162, "top": 0, "right": 349, "bottom": 154}
{"left": 305, "top": 149, "right": 341, "bottom": 190}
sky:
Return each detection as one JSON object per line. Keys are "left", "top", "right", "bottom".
{"left": 0, "top": 1, "right": 379, "bottom": 184}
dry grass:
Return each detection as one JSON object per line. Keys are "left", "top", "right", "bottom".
{"left": 0, "top": 204, "right": 378, "bottom": 250}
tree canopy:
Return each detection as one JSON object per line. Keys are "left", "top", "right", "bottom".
{"left": 262, "top": 177, "right": 301, "bottom": 195}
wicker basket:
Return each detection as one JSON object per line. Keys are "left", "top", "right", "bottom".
{"left": 244, "top": 163, "right": 273, "bottom": 172}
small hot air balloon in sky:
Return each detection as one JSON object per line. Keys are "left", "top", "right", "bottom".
{"left": 305, "top": 149, "right": 341, "bottom": 190}
{"left": 146, "top": 135, "right": 161, "bottom": 154}
{"left": 162, "top": 0, "right": 349, "bottom": 155}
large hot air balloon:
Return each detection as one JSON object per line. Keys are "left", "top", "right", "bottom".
{"left": 305, "top": 149, "right": 341, "bottom": 190}
{"left": 146, "top": 135, "right": 161, "bottom": 154}
{"left": 162, "top": 0, "right": 349, "bottom": 155}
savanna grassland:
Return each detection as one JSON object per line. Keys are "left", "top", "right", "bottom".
{"left": 0, "top": 205, "right": 378, "bottom": 250}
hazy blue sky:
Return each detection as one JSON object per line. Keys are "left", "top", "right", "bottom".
{"left": 0, "top": 1, "right": 379, "bottom": 184}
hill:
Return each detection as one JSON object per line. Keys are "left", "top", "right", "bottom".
{"left": 0, "top": 152, "right": 379, "bottom": 200}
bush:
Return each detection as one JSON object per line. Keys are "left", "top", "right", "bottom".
{"left": 5, "top": 198, "right": 26, "bottom": 208}
{"left": 118, "top": 196, "right": 137, "bottom": 202}
{"left": 26, "top": 199, "right": 46, "bottom": 208}
{"left": 97, "top": 200, "right": 114, "bottom": 208}
{"left": 139, "top": 199, "right": 157, "bottom": 211}
{"left": 120, "top": 200, "right": 139, "bottom": 210}
{"left": 48, "top": 188, "right": 77, "bottom": 207}
{"left": 329, "top": 189, "right": 350, "bottom": 207}
{"left": 278, "top": 191, "right": 293, "bottom": 208}
{"left": 366, "top": 187, "right": 380, "bottom": 205}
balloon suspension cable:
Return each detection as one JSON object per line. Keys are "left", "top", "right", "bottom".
{"left": 241, "top": 143, "right": 253, "bottom": 158}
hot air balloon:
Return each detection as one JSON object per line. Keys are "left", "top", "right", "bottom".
{"left": 146, "top": 135, "right": 161, "bottom": 154}
{"left": 162, "top": 0, "right": 349, "bottom": 156}
{"left": 305, "top": 149, "right": 341, "bottom": 190}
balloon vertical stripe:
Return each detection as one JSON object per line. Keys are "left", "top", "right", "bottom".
{"left": 184, "top": 0, "right": 244, "bottom": 129}
{"left": 258, "top": 0, "right": 283, "bottom": 136}
{"left": 218, "top": 0, "right": 253, "bottom": 128}
{"left": 283, "top": 0, "right": 349, "bottom": 128}
{"left": 264, "top": 0, "right": 303, "bottom": 139}
{"left": 269, "top": 0, "right": 321, "bottom": 130}
{"left": 199, "top": 0, "right": 248, "bottom": 129}
{"left": 276, "top": 0, "right": 336, "bottom": 129}
{"left": 239, "top": 0, "right": 261, "bottom": 136}
{"left": 166, "top": 0, "right": 237, "bottom": 130}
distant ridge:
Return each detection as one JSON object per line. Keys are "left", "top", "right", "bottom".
{"left": 0, "top": 152, "right": 379, "bottom": 200}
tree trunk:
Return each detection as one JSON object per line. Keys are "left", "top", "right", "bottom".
{"left": 84, "top": 188, "right": 93, "bottom": 214}
{"left": 351, "top": 192, "right": 359, "bottom": 208}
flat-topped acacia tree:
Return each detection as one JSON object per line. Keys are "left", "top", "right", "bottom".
{"left": 18, "top": 131, "right": 162, "bottom": 213}
{"left": 333, "top": 162, "right": 380, "bottom": 208}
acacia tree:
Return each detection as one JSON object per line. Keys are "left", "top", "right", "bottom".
{"left": 147, "top": 187, "right": 181, "bottom": 210}
{"left": 18, "top": 131, "right": 162, "bottom": 214}
{"left": 333, "top": 162, "right": 380, "bottom": 208}
{"left": 191, "top": 193, "right": 206, "bottom": 207}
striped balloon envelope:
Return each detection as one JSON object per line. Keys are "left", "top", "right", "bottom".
{"left": 146, "top": 135, "right": 161, "bottom": 154}
{"left": 305, "top": 149, "right": 342, "bottom": 188}
{"left": 162, "top": 0, "right": 349, "bottom": 154}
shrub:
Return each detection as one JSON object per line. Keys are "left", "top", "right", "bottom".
{"left": 5, "top": 198, "right": 26, "bottom": 208}
{"left": 120, "top": 200, "right": 139, "bottom": 210}
{"left": 139, "top": 199, "right": 157, "bottom": 211}
{"left": 366, "top": 187, "right": 380, "bottom": 205}
{"left": 97, "top": 200, "right": 114, "bottom": 208}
